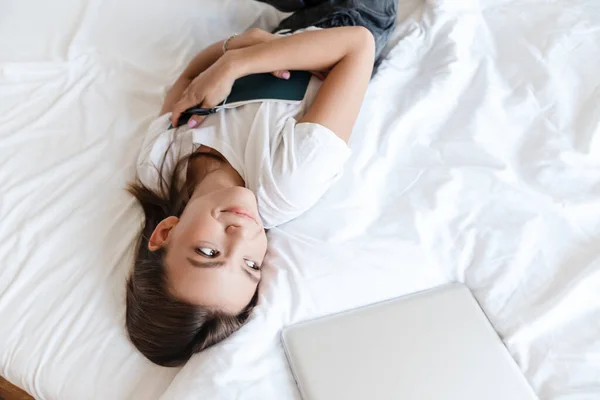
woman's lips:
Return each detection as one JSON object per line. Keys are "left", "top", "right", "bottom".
{"left": 223, "top": 207, "right": 260, "bottom": 226}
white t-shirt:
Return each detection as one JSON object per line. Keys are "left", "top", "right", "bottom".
{"left": 136, "top": 76, "right": 351, "bottom": 229}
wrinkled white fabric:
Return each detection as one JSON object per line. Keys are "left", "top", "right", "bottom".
{"left": 1, "top": 0, "right": 599, "bottom": 400}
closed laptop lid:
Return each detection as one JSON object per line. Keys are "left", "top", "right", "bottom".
{"left": 281, "top": 284, "right": 538, "bottom": 400}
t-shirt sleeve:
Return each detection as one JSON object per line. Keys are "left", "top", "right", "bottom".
{"left": 261, "top": 118, "right": 351, "bottom": 227}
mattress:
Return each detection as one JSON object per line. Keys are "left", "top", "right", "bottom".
{"left": 1, "top": 0, "right": 599, "bottom": 399}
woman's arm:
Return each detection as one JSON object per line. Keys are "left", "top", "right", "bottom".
{"left": 171, "top": 27, "right": 375, "bottom": 142}
{"left": 229, "top": 27, "right": 375, "bottom": 142}
{"left": 182, "top": 29, "right": 285, "bottom": 80}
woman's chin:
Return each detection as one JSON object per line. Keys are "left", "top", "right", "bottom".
{"left": 217, "top": 186, "right": 259, "bottom": 208}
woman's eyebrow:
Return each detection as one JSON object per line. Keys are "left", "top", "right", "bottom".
{"left": 186, "top": 257, "right": 225, "bottom": 268}
{"left": 187, "top": 257, "right": 259, "bottom": 283}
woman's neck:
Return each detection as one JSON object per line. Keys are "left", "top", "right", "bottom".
{"left": 187, "top": 152, "right": 244, "bottom": 199}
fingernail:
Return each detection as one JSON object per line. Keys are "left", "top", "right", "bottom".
{"left": 282, "top": 71, "right": 290, "bottom": 79}
{"left": 188, "top": 119, "right": 197, "bottom": 128}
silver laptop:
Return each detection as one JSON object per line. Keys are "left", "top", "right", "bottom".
{"left": 281, "top": 284, "right": 538, "bottom": 400}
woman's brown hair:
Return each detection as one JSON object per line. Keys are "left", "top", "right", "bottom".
{"left": 126, "top": 153, "right": 257, "bottom": 367}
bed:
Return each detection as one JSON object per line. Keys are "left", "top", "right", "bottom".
{"left": 1, "top": 0, "right": 598, "bottom": 399}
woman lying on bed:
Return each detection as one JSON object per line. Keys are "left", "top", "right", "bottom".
{"left": 126, "top": 23, "right": 383, "bottom": 366}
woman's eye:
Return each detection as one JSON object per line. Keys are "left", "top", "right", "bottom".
{"left": 245, "top": 259, "right": 261, "bottom": 271}
{"left": 197, "top": 248, "right": 219, "bottom": 257}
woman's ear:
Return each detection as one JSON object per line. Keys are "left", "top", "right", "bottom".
{"left": 148, "top": 216, "right": 179, "bottom": 251}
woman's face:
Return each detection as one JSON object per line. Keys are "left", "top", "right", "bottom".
{"left": 148, "top": 186, "right": 267, "bottom": 314}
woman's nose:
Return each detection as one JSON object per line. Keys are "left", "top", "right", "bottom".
{"left": 225, "top": 224, "right": 251, "bottom": 238}
{"left": 227, "top": 222, "right": 263, "bottom": 240}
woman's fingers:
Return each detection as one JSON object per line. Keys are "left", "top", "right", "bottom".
{"left": 271, "top": 70, "right": 328, "bottom": 80}
{"left": 171, "top": 92, "right": 209, "bottom": 129}
{"left": 171, "top": 95, "right": 200, "bottom": 127}
{"left": 271, "top": 70, "right": 291, "bottom": 80}
{"left": 186, "top": 114, "right": 207, "bottom": 128}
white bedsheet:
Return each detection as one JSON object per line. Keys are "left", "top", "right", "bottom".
{"left": 1, "top": 0, "right": 599, "bottom": 399}
{"left": 0, "top": 0, "right": 281, "bottom": 398}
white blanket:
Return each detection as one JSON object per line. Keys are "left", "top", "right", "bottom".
{"left": 1, "top": 0, "right": 599, "bottom": 399}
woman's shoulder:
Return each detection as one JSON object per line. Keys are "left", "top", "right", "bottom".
{"left": 255, "top": 118, "right": 351, "bottom": 228}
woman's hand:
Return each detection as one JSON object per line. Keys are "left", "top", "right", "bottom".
{"left": 170, "top": 57, "right": 236, "bottom": 128}
{"left": 163, "top": 28, "right": 291, "bottom": 121}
